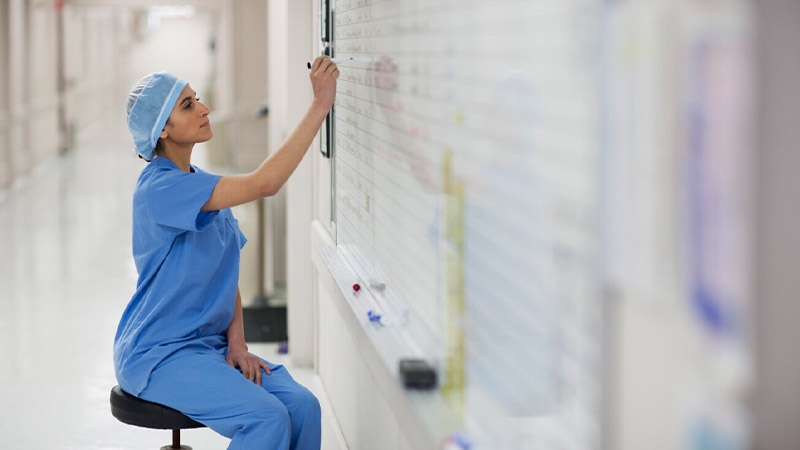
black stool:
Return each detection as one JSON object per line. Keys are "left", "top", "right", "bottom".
{"left": 110, "top": 385, "right": 206, "bottom": 450}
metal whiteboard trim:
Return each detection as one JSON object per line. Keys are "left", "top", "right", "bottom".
{"left": 330, "top": 104, "right": 337, "bottom": 239}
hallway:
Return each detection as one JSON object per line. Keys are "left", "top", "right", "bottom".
{"left": 0, "top": 113, "right": 343, "bottom": 449}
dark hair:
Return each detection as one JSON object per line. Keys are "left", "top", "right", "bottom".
{"left": 154, "top": 137, "right": 165, "bottom": 157}
{"left": 149, "top": 117, "right": 170, "bottom": 160}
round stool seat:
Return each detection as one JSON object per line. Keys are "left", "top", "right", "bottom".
{"left": 110, "top": 385, "right": 204, "bottom": 450}
{"left": 110, "top": 385, "right": 204, "bottom": 429}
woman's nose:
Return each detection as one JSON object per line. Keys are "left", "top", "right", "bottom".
{"left": 199, "top": 102, "right": 210, "bottom": 115}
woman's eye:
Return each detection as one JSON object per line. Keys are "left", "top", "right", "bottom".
{"left": 183, "top": 96, "right": 200, "bottom": 110}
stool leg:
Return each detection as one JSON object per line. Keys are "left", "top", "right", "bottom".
{"left": 158, "top": 429, "right": 192, "bottom": 450}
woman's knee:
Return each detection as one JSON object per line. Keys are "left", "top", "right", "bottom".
{"left": 252, "top": 395, "right": 292, "bottom": 426}
{"left": 288, "top": 386, "right": 320, "bottom": 420}
{"left": 233, "top": 403, "right": 291, "bottom": 450}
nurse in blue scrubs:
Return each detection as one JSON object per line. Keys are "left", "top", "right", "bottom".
{"left": 114, "top": 56, "right": 339, "bottom": 450}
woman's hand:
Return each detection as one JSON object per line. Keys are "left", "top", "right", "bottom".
{"left": 226, "top": 345, "right": 272, "bottom": 385}
{"left": 201, "top": 58, "right": 339, "bottom": 212}
{"left": 309, "top": 55, "right": 339, "bottom": 111}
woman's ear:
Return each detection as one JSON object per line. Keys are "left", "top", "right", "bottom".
{"left": 160, "top": 128, "right": 168, "bottom": 139}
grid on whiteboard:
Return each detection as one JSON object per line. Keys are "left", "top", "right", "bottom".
{"left": 331, "top": 0, "right": 603, "bottom": 447}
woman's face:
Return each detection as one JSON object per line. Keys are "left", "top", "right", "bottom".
{"left": 161, "top": 84, "right": 213, "bottom": 146}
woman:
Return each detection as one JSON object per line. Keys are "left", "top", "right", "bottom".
{"left": 114, "top": 56, "right": 339, "bottom": 450}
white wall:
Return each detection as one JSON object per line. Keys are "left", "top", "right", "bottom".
{"left": 63, "top": 7, "right": 129, "bottom": 145}
{"left": 0, "top": 1, "right": 131, "bottom": 191}
{"left": 312, "top": 221, "right": 441, "bottom": 450}
{"left": 0, "top": 0, "right": 71, "bottom": 183}
{"left": 126, "top": 10, "right": 214, "bottom": 101}
{"left": 26, "top": 2, "right": 59, "bottom": 165}
{"left": 270, "top": 0, "right": 316, "bottom": 367}
{"left": 0, "top": 0, "right": 11, "bottom": 189}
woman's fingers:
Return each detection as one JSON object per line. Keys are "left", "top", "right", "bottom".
{"left": 243, "top": 355, "right": 272, "bottom": 385}
{"left": 250, "top": 358, "right": 271, "bottom": 385}
{"left": 309, "top": 56, "right": 339, "bottom": 109}
{"left": 253, "top": 359, "right": 261, "bottom": 385}
{"left": 310, "top": 55, "right": 330, "bottom": 72}
{"left": 244, "top": 360, "right": 254, "bottom": 382}
{"left": 311, "top": 56, "right": 340, "bottom": 77}
{"left": 260, "top": 359, "right": 272, "bottom": 376}
{"left": 228, "top": 350, "right": 273, "bottom": 385}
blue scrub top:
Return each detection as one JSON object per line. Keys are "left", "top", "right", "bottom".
{"left": 114, "top": 157, "right": 247, "bottom": 396}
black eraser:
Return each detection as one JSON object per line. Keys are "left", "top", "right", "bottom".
{"left": 399, "top": 358, "right": 437, "bottom": 390}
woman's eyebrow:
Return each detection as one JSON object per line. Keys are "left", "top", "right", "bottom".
{"left": 179, "top": 92, "right": 196, "bottom": 107}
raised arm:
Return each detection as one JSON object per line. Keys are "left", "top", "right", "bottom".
{"left": 201, "top": 56, "right": 339, "bottom": 212}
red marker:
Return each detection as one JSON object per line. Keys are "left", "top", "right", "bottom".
{"left": 353, "top": 283, "right": 361, "bottom": 292}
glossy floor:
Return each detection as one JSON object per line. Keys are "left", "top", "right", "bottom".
{"left": 0, "top": 117, "right": 345, "bottom": 450}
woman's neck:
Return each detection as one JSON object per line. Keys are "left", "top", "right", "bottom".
{"left": 159, "top": 144, "right": 194, "bottom": 172}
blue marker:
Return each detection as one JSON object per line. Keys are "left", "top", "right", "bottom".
{"left": 367, "top": 310, "right": 383, "bottom": 324}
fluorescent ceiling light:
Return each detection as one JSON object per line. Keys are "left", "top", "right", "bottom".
{"left": 147, "top": 5, "right": 196, "bottom": 29}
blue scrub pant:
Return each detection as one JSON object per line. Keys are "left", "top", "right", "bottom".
{"left": 138, "top": 348, "right": 321, "bottom": 450}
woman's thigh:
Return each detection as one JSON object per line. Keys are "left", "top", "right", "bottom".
{"left": 257, "top": 361, "right": 317, "bottom": 408}
{"left": 139, "top": 350, "right": 289, "bottom": 438}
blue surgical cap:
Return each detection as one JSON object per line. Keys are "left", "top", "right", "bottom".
{"left": 126, "top": 71, "right": 188, "bottom": 161}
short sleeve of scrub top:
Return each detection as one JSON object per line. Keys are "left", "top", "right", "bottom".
{"left": 114, "top": 157, "right": 248, "bottom": 396}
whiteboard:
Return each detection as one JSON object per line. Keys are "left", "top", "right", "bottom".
{"left": 325, "top": 0, "right": 604, "bottom": 447}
